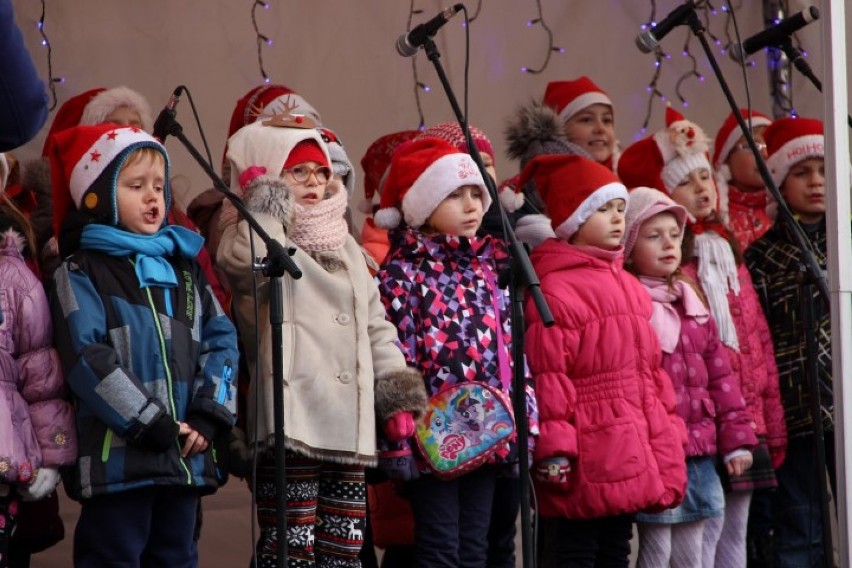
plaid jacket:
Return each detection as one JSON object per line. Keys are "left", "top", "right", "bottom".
{"left": 744, "top": 218, "right": 831, "bottom": 439}
{"left": 51, "top": 249, "right": 237, "bottom": 499}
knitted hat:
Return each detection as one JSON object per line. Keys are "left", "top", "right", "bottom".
{"left": 764, "top": 116, "right": 824, "bottom": 189}
{"left": 41, "top": 88, "right": 105, "bottom": 155}
{"left": 419, "top": 121, "right": 524, "bottom": 212}
{"left": 226, "top": 121, "right": 331, "bottom": 193}
{"left": 360, "top": 130, "right": 420, "bottom": 209}
{"left": 543, "top": 77, "right": 613, "bottom": 125}
{"left": 623, "top": 186, "right": 688, "bottom": 258}
{"left": 618, "top": 106, "right": 711, "bottom": 194}
{"left": 49, "top": 124, "right": 170, "bottom": 236}
{"left": 518, "top": 154, "right": 628, "bottom": 240}
{"left": 79, "top": 86, "right": 154, "bottom": 133}
{"left": 284, "top": 139, "right": 329, "bottom": 169}
{"left": 374, "top": 137, "right": 489, "bottom": 229}
{"left": 319, "top": 128, "right": 356, "bottom": 197}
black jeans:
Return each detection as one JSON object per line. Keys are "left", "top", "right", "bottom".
{"left": 538, "top": 515, "right": 633, "bottom": 568}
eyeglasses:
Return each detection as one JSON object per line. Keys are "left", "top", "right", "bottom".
{"left": 284, "top": 164, "right": 332, "bottom": 184}
{"left": 733, "top": 141, "right": 767, "bottom": 154}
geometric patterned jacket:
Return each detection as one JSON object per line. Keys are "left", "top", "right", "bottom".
{"left": 745, "top": 217, "right": 831, "bottom": 439}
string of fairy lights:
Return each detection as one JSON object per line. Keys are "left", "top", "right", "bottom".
{"left": 37, "top": 0, "right": 63, "bottom": 111}
{"left": 251, "top": 0, "right": 273, "bottom": 84}
{"left": 521, "top": 0, "right": 565, "bottom": 74}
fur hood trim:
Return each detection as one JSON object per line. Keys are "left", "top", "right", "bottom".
{"left": 374, "top": 366, "right": 428, "bottom": 422}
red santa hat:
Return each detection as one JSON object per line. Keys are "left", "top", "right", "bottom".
{"left": 41, "top": 88, "right": 105, "bottom": 156}
{"left": 518, "top": 154, "right": 628, "bottom": 240}
{"left": 222, "top": 84, "right": 322, "bottom": 182}
{"left": 763, "top": 116, "right": 824, "bottom": 189}
{"left": 618, "top": 106, "right": 711, "bottom": 194}
{"left": 418, "top": 121, "right": 524, "bottom": 212}
{"left": 80, "top": 86, "right": 154, "bottom": 132}
{"left": 374, "top": 138, "right": 489, "bottom": 229}
{"left": 49, "top": 124, "right": 170, "bottom": 236}
{"left": 543, "top": 77, "right": 613, "bottom": 125}
{"left": 359, "top": 130, "right": 419, "bottom": 213}
{"left": 712, "top": 109, "right": 773, "bottom": 221}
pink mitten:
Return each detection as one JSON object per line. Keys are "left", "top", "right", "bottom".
{"left": 384, "top": 412, "right": 415, "bottom": 441}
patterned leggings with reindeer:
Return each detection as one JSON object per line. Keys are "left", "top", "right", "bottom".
{"left": 253, "top": 451, "right": 367, "bottom": 568}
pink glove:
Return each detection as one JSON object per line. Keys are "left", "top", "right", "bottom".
{"left": 384, "top": 412, "right": 416, "bottom": 441}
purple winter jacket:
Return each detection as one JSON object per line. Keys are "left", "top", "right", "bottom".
{"left": 0, "top": 231, "right": 76, "bottom": 485}
{"left": 644, "top": 279, "right": 758, "bottom": 458}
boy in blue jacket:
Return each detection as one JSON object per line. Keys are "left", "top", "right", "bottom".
{"left": 48, "top": 123, "right": 237, "bottom": 568}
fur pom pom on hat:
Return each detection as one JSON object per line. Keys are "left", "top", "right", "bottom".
{"left": 543, "top": 77, "right": 613, "bottom": 124}
{"left": 79, "top": 86, "right": 154, "bottom": 133}
{"left": 505, "top": 101, "right": 591, "bottom": 166}
{"left": 226, "top": 121, "right": 331, "bottom": 194}
{"left": 622, "top": 186, "right": 688, "bottom": 258}
{"left": 49, "top": 124, "right": 170, "bottom": 236}
{"left": 763, "top": 116, "right": 824, "bottom": 189}
{"left": 360, "top": 130, "right": 420, "bottom": 212}
{"left": 374, "top": 138, "right": 489, "bottom": 230}
{"left": 518, "top": 154, "right": 628, "bottom": 240}
{"left": 618, "top": 106, "right": 711, "bottom": 194}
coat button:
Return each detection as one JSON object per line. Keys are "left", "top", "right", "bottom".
{"left": 338, "top": 371, "right": 353, "bottom": 383}
{"left": 336, "top": 313, "right": 351, "bottom": 325}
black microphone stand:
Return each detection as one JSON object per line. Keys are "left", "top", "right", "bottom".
{"left": 421, "top": 36, "right": 554, "bottom": 568}
{"left": 157, "top": 112, "right": 300, "bottom": 568}
{"left": 774, "top": 38, "right": 852, "bottom": 129}
{"left": 669, "top": 3, "right": 834, "bottom": 563}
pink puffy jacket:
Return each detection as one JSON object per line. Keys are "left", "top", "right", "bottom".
{"left": 681, "top": 261, "right": 787, "bottom": 467}
{"left": 525, "top": 240, "right": 686, "bottom": 519}
{"left": 0, "top": 232, "right": 76, "bottom": 485}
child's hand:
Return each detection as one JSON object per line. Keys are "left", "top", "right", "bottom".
{"left": 178, "top": 422, "right": 209, "bottom": 458}
{"left": 726, "top": 453, "right": 753, "bottom": 477}
{"left": 534, "top": 457, "right": 571, "bottom": 485}
{"left": 22, "top": 468, "right": 60, "bottom": 501}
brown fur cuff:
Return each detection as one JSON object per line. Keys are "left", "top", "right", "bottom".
{"left": 243, "top": 176, "right": 295, "bottom": 233}
{"left": 374, "top": 367, "right": 428, "bottom": 422}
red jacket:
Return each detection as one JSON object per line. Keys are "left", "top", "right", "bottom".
{"left": 525, "top": 240, "right": 686, "bottom": 519}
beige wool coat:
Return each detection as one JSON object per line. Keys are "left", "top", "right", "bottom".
{"left": 217, "top": 178, "right": 425, "bottom": 466}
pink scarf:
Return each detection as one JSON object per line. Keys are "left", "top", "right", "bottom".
{"left": 639, "top": 276, "right": 710, "bottom": 354}
{"left": 290, "top": 187, "right": 348, "bottom": 252}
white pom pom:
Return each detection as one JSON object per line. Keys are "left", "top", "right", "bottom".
{"left": 499, "top": 187, "right": 525, "bottom": 213}
{"left": 374, "top": 207, "right": 402, "bottom": 229}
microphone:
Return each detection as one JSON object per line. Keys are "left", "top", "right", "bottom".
{"left": 152, "top": 86, "right": 185, "bottom": 142}
{"left": 729, "top": 6, "right": 819, "bottom": 63}
{"left": 396, "top": 4, "right": 464, "bottom": 57}
{"left": 635, "top": 1, "right": 696, "bottom": 53}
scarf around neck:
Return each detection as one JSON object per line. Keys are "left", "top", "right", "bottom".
{"left": 692, "top": 230, "right": 740, "bottom": 350}
{"left": 639, "top": 276, "right": 709, "bottom": 353}
{"left": 290, "top": 187, "right": 348, "bottom": 252}
{"left": 80, "top": 224, "right": 204, "bottom": 288}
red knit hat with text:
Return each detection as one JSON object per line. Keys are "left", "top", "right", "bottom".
{"left": 618, "top": 106, "right": 711, "bottom": 193}
{"left": 543, "top": 77, "right": 613, "bottom": 125}
{"left": 374, "top": 137, "right": 489, "bottom": 229}
{"left": 419, "top": 121, "right": 524, "bottom": 212}
{"left": 764, "top": 116, "right": 824, "bottom": 188}
{"left": 49, "top": 124, "right": 170, "bottom": 236}
{"left": 360, "top": 130, "right": 419, "bottom": 213}
{"left": 518, "top": 154, "right": 628, "bottom": 240}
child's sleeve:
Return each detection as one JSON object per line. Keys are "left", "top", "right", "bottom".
{"left": 185, "top": 264, "right": 238, "bottom": 441}
{"left": 373, "top": 262, "right": 428, "bottom": 422}
{"left": 524, "top": 292, "right": 579, "bottom": 463}
{"left": 16, "top": 268, "right": 77, "bottom": 468}
{"left": 703, "top": 317, "right": 758, "bottom": 455}
{"left": 50, "top": 261, "right": 178, "bottom": 451}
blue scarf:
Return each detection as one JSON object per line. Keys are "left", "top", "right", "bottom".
{"left": 80, "top": 224, "right": 204, "bottom": 288}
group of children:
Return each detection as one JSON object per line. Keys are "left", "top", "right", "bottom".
{"left": 0, "top": 68, "right": 837, "bottom": 568}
